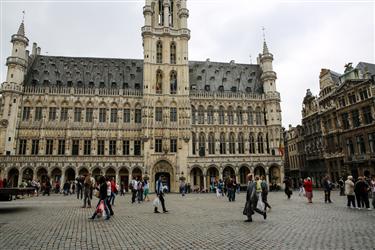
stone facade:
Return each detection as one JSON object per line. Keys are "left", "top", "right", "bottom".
{"left": 0, "top": 0, "right": 284, "bottom": 191}
{"left": 284, "top": 62, "right": 375, "bottom": 186}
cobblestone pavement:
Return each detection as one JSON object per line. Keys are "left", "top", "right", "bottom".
{"left": 0, "top": 191, "right": 374, "bottom": 250}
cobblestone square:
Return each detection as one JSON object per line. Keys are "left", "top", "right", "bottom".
{"left": 0, "top": 191, "right": 374, "bottom": 250}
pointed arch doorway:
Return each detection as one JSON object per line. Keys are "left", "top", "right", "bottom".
{"left": 152, "top": 160, "right": 174, "bottom": 193}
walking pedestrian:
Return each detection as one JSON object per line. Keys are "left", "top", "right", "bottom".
{"left": 106, "top": 177, "right": 114, "bottom": 216}
{"left": 323, "top": 175, "right": 333, "bottom": 203}
{"left": 298, "top": 178, "right": 304, "bottom": 197}
{"left": 90, "top": 176, "right": 110, "bottom": 220}
{"left": 345, "top": 175, "right": 355, "bottom": 209}
{"left": 82, "top": 174, "right": 92, "bottom": 208}
{"left": 338, "top": 177, "right": 345, "bottom": 196}
{"left": 261, "top": 175, "right": 271, "bottom": 211}
{"left": 179, "top": 179, "right": 186, "bottom": 197}
{"left": 154, "top": 176, "right": 168, "bottom": 213}
{"left": 131, "top": 177, "right": 138, "bottom": 204}
{"left": 143, "top": 179, "right": 150, "bottom": 201}
{"left": 243, "top": 174, "right": 266, "bottom": 222}
{"left": 137, "top": 178, "right": 143, "bottom": 203}
{"left": 76, "top": 176, "right": 83, "bottom": 200}
{"left": 283, "top": 177, "right": 292, "bottom": 199}
{"left": 355, "top": 176, "right": 371, "bottom": 210}
{"left": 303, "top": 177, "right": 313, "bottom": 203}
{"left": 110, "top": 177, "right": 117, "bottom": 206}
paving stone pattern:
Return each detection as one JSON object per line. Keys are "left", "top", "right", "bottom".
{"left": 0, "top": 191, "right": 374, "bottom": 250}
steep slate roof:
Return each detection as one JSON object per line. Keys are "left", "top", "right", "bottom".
{"left": 356, "top": 62, "right": 375, "bottom": 75}
{"left": 188, "top": 60, "right": 263, "bottom": 94}
{"left": 25, "top": 55, "right": 264, "bottom": 94}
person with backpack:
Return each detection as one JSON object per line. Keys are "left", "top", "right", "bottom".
{"left": 323, "top": 175, "right": 333, "bottom": 203}
{"left": 283, "top": 177, "right": 292, "bottom": 199}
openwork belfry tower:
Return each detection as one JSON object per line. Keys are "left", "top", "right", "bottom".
{"left": 0, "top": 0, "right": 283, "bottom": 192}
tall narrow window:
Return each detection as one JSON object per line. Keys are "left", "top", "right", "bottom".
{"left": 49, "top": 107, "right": 57, "bottom": 121}
{"left": 352, "top": 109, "right": 360, "bottom": 128}
{"left": 58, "top": 140, "right": 65, "bottom": 155}
{"left": 170, "top": 42, "right": 176, "bottom": 64}
{"left": 368, "top": 133, "right": 375, "bottom": 153}
{"left": 156, "top": 70, "right": 163, "bottom": 94}
{"left": 256, "top": 107, "right": 262, "bottom": 125}
{"left": 123, "top": 109, "right": 131, "bottom": 123}
{"left": 238, "top": 133, "right": 244, "bottom": 154}
{"left": 135, "top": 109, "right": 142, "bottom": 123}
{"left": 74, "top": 108, "right": 82, "bottom": 122}
{"left": 220, "top": 133, "right": 226, "bottom": 154}
{"left": 199, "top": 133, "right": 205, "bottom": 157}
{"left": 99, "top": 108, "right": 107, "bottom": 123}
{"left": 191, "top": 106, "right": 196, "bottom": 125}
{"left": 237, "top": 107, "right": 243, "bottom": 125}
{"left": 170, "top": 138, "right": 177, "bottom": 153}
{"left": 156, "top": 41, "right": 163, "bottom": 64}
{"left": 258, "top": 133, "right": 264, "bottom": 154}
{"left": 60, "top": 108, "right": 68, "bottom": 121}
{"left": 158, "top": 0, "right": 164, "bottom": 25}
{"left": 97, "top": 140, "right": 105, "bottom": 155}
{"left": 247, "top": 107, "right": 253, "bottom": 125}
{"left": 198, "top": 106, "right": 205, "bottom": 124}
{"left": 362, "top": 106, "right": 373, "bottom": 125}
{"left": 346, "top": 138, "right": 354, "bottom": 156}
{"left": 46, "top": 139, "right": 53, "bottom": 155}
{"left": 356, "top": 136, "right": 366, "bottom": 155}
{"left": 228, "top": 107, "right": 234, "bottom": 125}
{"left": 19, "top": 139, "right": 27, "bottom": 155}
{"left": 207, "top": 106, "right": 214, "bottom": 124}
{"left": 72, "top": 140, "right": 79, "bottom": 155}
{"left": 170, "top": 71, "right": 177, "bottom": 94}
{"left": 156, "top": 107, "right": 163, "bottom": 122}
{"left": 155, "top": 139, "right": 163, "bottom": 153}
{"left": 169, "top": 0, "right": 174, "bottom": 26}
{"left": 123, "top": 140, "right": 130, "bottom": 155}
{"left": 22, "top": 107, "right": 31, "bottom": 121}
{"left": 84, "top": 140, "right": 91, "bottom": 155}
{"left": 249, "top": 133, "right": 255, "bottom": 154}
{"left": 208, "top": 132, "right": 215, "bottom": 155}
{"left": 35, "top": 107, "right": 43, "bottom": 121}
{"left": 192, "top": 132, "right": 197, "bottom": 155}
{"left": 229, "top": 132, "right": 235, "bottom": 154}
{"left": 110, "top": 108, "right": 118, "bottom": 123}
{"left": 109, "top": 140, "right": 117, "bottom": 155}
{"left": 86, "top": 108, "right": 93, "bottom": 122}
{"left": 219, "top": 106, "right": 225, "bottom": 125}
{"left": 170, "top": 107, "right": 177, "bottom": 122}
{"left": 134, "top": 140, "right": 141, "bottom": 155}
{"left": 31, "top": 139, "right": 39, "bottom": 155}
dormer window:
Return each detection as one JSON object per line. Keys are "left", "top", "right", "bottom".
{"left": 218, "top": 86, "right": 224, "bottom": 92}
{"left": 67, "top": 81, "right": 73, "bottom": 87}
{"left": 246, "top": 87, "right": 252, "bottom": 93}
{"left": 123, "top": 82, "right": 128, "bottom": 89}
{"left": 204, "top": 85, "right": 210, "bottom": 91}
{"left": 89, "top": 81, "right": 95, "bottom": 88}
{"left": 111, "top": 82, "right": 117, "bottom": 88}
{"left": 248, "top": 79, "right": 253, "bottom": 83}
{"left": 231, "top": 87, "right": 237, "bottom": 92}
{"left": 135, "top": 83, "right": 140, "bottom": 89}
{"left": 99, "top": 82, "right": 105, "bottom": 88}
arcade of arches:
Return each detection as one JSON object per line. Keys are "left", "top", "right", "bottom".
{"left": 188, "top": 164, "right": 283, "bottom": 191}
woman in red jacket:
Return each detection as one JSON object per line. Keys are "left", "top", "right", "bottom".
{"left": 304, "top": 177, "right": 313, "bottom": 203}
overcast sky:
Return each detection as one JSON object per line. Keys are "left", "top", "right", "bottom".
{"left": 1, "top": 0, "right": 374, "bottom": 127}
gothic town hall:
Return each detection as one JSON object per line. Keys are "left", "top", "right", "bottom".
{"left": 0, "top": 0, "right": 284, "bottom": 192}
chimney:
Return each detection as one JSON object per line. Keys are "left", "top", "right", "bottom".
{"left": 32, "top": 43, "right": 37, "bottom": 55}
{"left": 37, "top": 47, "right": 41, "bottom": 55}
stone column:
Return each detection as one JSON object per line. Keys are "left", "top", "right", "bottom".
{"left": 203, "top": 174, "right": 207, "bottom": 191}
{"left": 266, "top": 167, "right": 270, "bottom": 184}
{"left": 116, "top": 171, "right": 120, "bottom": 185}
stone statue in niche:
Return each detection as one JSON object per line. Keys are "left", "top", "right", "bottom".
{"left": 156, "top": 71, "right": 162, "bottom": 93}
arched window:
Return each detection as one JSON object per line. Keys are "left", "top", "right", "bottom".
{"left": 247, "top": 107, "right": 253, "bottom": 125}
{"left": 228, "top": 107, "right": 234, "bottom": 125}
{"left": 192, "top": 132, "right": 196, "bottom": 155}
{"left": 219, "top": 106, "right": 225, "bottom": 125}
{"left": 249, "top": 133, "right": 255, "bottom": 154}
{"left": 156, "top": 70, "right": 163, "bottom": 94}
{"left": 199, "top": 132, "right": 205, "bottom": 157}
{"left": 207, "top": 106, "right": 214, "bottom": 124}
{"left": 208, "top": 132, "right": 215, "bottom": 155}
{"left": 191, "top": 106, "right": 196, "bottom": 125}
{"left": 220, "top": 133, "right": 226, "bottom": 154}
{"left": 158, "top": 0, "right": 164, "bottom": 26}
{"left": 238, "top": 132, "right": 244, "bottom": 154}
{"left": 256, "top": 107, "right": 262, "bottom": 125}
{"left": 229, "top": 132, "right": 235, "bottom": 154}
{"left": 258, "top": 133, "right": 264, "bottom": 154}
{"left": 198, "top": 106, "right": 205, "bottom": 124}
{"left": 237, "top": 107, "right": 243, "bottom": 125}
{"left": 170, "top": 71, "right": 177, "bottom": 94}
{"left": 156, "top": 41, "right": 163, "bottom": 64}
{"left": 170, "top": 42, "right": 176, "bottom": 64}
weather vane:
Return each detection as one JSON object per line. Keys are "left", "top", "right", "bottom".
{"left": 262, "top": 26, "right": 266, "bottom": 41}
{"left": 22, "top": 10, "right": 25, "bottom": 22}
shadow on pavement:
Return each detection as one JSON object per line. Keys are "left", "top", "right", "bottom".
{"left": 0, "top": 207, "right": 33, "bottom": 214}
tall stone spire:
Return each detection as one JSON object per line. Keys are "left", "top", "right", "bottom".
{"left": 262, "top": 26, "right": 269, "bottom": 55}
{"left": 17, "top": 11, "right": 25, "bottom": 36}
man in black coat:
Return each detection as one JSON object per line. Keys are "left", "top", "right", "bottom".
{"left": 243, "top": 174, "right": 266, "bottom": 222}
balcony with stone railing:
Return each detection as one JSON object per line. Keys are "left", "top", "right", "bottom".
{"left": 6, "top": 56, "right": 27, "bottom": 68}
{"left": 190, "top": 91, "right": 264, "bottom": 101}
{"left": 23, "top": 86, "right": 143, "bottom": 98}
{"left": 0, "top": 82, "right": 23, "bottom": 93}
